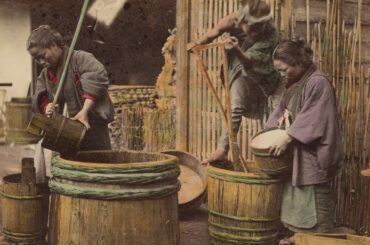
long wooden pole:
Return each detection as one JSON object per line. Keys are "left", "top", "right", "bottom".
{"left": 53, "top": 0, "right": 90, "bottom": 104}
{"left": 193, "top": 49, "right": 228, "bottom": 127}
{"left": 176, "top": 0, "right": 190, "bottom": 151}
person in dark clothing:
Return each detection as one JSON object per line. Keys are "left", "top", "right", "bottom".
{"left": 27, "top": 25, "right": 114, "bottom": 151}
{"left": 187, "top": 0, "right": 282, "bottom": 164}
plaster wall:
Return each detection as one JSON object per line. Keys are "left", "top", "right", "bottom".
{"left": 0, "top": 1, "right": 32, "bottom": 101}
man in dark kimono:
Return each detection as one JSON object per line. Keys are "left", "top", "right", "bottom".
{"left": 266, "top": 39, "right": 343, "bottom": 244}
{"left": 27, "top": 25, "right": 114, "bottom": 151}
{"left": 187, "top": 0, "right": 282, "bottom": 164}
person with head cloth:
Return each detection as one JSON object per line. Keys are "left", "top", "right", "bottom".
{"left": 27, "top": 25, "right": 114, "bottom": 151}
{"left": 187, "top": 0, "right": 282, "bottom": 165}
{"left": 265, "top": 38, "right": 343, "bottom": 245}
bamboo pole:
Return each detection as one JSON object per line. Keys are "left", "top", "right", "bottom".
{"left": 193, "top": 49, "right": 228, "bottom": 129}
{"left": 306, "top": 0, "right": 310, "bottom": 43}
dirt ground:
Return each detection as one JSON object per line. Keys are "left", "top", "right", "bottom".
{"left": 0, "top": 139, "right": 211, "bottom": 245}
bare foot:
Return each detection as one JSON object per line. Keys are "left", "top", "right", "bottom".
{"left": 201, "top": 148, "right": 227, "bottom": 165}
{"left": 279, "top": 236, "right": 295, "bottom": 245}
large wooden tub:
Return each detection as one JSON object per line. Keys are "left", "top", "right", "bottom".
{"left": 207, "top": 162, "right": 283, "bottom": 245}
{"left": 48, "top": 150, "right": 180, "bottom": 245}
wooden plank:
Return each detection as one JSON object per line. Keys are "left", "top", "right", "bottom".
{"left": 294, "top": 233, "right": 370, "bottom": 245}
{"left": 176, "top": 0, "right": 190, "bottom": 151}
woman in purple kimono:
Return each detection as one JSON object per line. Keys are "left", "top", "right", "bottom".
{"left": 265, "top": 39, "right": 343, "bottom": 245}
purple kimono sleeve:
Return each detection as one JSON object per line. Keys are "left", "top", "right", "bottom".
{"left": 288, "top": 77, "right": 334, "bottom": 144}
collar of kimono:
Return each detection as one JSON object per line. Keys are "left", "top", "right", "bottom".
{"left": 47, "top": 46, "right": 66, "bottom": 85}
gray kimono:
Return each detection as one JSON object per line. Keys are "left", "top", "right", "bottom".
{"left": 33, "top": 46, "right": 114, "bottom": 151}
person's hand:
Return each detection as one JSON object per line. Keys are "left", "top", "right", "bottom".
{"left": 224, "top": 36, "right": 239, "bottom": 50}
{"left": 187, "top": 41, "right": 199, "bottom": 51}
{"left": 45, "top": 103, "right": 58, "bottom": 116}
{"left": 269, "top": 131, "right": 293, "bottom": 156}
{"left": 71, "top": 110, "right": 90, "bottom": 130}
{"left": 202, "top": 148, "right": 227, "bottom": 166}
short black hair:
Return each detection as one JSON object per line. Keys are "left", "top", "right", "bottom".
{"left": 273, "top": 38, "right": 313, "bottom": 67}
{"left": 27, "top": 25, "right": 64, "bottom": 50}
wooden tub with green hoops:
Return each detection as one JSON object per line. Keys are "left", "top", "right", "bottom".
{"left": 207, "top": 162, "right": 283, "bottom": 245}
{"left": 48, "top": 150, "right": 180, "bottom": 245}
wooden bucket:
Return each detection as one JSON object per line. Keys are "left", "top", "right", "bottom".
{"left": 207, "top": 162, "right": 283, "bottom": 245}
{"left": 27, "top": 113, "right": 86, "bottom": 155}
{"left": 161, "top": 150, "right": 207, "bottom": 213}
{"left": 4, "top": 97, "right": 40, "bottom": 144}
{"left": 48, "top": 150, "right": 180, "bottom": 245}
{"left": 0, "top": 159, "right": 50, "bottom": 243}
{"left": 250, "top": 127, "right": 292, "bottom": 175}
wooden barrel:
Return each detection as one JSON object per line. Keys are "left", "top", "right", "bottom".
{"left": 207, "top": 162, "right": 283, "bottom": 245}
{"left": 27, "top": 113, "right": 86, "bottom": 155}
{"left": 250, "top": 127, "right": 293, "bottom": 175}
{"left": 0, "top": 173, "right": 49, "bottom": 243}
{"left": 48, "top": 150, "right": 180, "bottom": 245}
{"left": 161, "top": 150, "right": 207, "bottom": 213}
{"left": 4, "top": 97, "right": 40, "bottom": 144}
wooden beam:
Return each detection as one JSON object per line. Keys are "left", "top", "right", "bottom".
{"left": 176, "top": 0, "right": 191, "bottom": 151}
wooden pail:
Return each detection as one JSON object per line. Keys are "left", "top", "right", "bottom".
{"left": 0, "top": 173, "right": 49, "bottom": 243}
{"left": 4, "top": 97, "right": 40, "bottom": 144}
{"left": 161, "top": 150, "right": 207, "bottom": 213}
{"left": 27, "top": 113, "right": 86, "bottom": 155}
{"left": 207, "top": 162, "right": 283, "bottom": 245}
{"left": 48, "top": 150, "right": 180, "bottom": 245}
{"left": 250, "top": 127, "right": 293, "bottom": 175}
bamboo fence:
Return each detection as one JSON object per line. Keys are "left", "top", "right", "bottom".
{"left": 306, "top": 0, "right": 370, "bottom": 233}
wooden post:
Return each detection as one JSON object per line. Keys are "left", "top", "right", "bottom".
{"left": 176, "top": 0, "right": 191, "bottom": 151}
{"left": 280, "top": 0, "right": 293, "bottom": 37}
{"left": 21, "top": 157, "right": 36, "bottom": 184}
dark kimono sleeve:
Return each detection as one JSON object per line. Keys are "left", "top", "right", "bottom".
{"left": 288, "top": 76, "right": 334, "bottom": 144}
{"left": 245, "top": 40, "right": 273, "bottom": 63}
{"left": 75, "top": 51, "right": 109, "bottom": 98}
